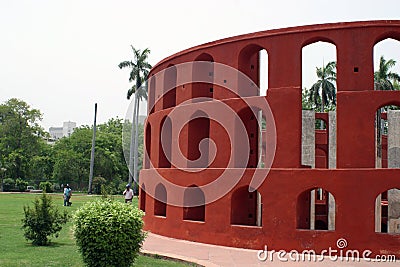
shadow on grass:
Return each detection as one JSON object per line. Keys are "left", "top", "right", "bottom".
{"left": 23, "top": 241, "right": 72, "bottom": 248}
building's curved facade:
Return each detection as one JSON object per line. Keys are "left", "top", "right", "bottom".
{"left": 139, "top": 21, "right": 400, "bottom": 258}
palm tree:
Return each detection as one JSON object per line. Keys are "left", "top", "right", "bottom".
{"left": 119, "top": 46, "right": 151, "bottom": 192}
{"left": 308, "top": 61, "right": 337, "bottom": 113}
{"left": 374, "top": 56, "right": 400, "bottom": 91}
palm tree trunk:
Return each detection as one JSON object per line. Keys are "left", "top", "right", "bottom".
{"left": 128, "top": 93, "right": 137, "bottom": 186}
{"left": 133, "top": 93, "right": 140, "bottom": 194}
{"left": 88, "top": 103, "right": 97, "bottom": 194}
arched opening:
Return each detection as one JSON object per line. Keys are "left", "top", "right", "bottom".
{"left": 158, "top": 116, "right": 172, "bottom": 168}
{"left": 140, "top": 183, "right": 146, "bottom": 212}
{"left": 297, "top": 187, "right": 335, "bottom": 231}
{"left": 375, "top": 105, "right": 400, "bottom": 168}
{"left": 302, "top": 41, "right": 337, "bottom": 112}
{"left": 231, "top": 186, "right": 262, "bottom": 226}
{"left": 315, "top": 117, "right": 328, "bottom": 169}
{"left": 235, "top": 106, "right": 260, "bottom": 168}
{"left": 145, "top": 123, "right": 151, "bottom": 169}
{"left": 183, "top": 185, "right": 205, "bottom": 221}
{"left": 238, "top": 44, "right": 268, "bottom": 97}
{"left": 163, "top": 65, "right": 177, "bottom": 109}
{"left": 374, "top": 38, "right": 400, "bottom": 91}
{"left": 192, "top": 53, "right": 214, "bottom": 102}
{"left": 149, "top": 75, "right": 156, "bottom": 114}
{"left": 187, "top": 111, "right": 210, "bottom": 168}
{"left": 154, "top": 183, "right": 167, "bottom": 217}
{"left": 375, "top": 188, "right": 400, "bottom": 234}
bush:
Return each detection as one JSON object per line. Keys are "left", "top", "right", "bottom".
{"left": 15, "top": 178, "right": 28, "bottom": 192}
{"left": 73, "top": 199, "right": 145, "bottom": 267}
{"left": 92, "top": 176, "right": 107, "bottom": 194}
{"left": 21, "top": 193, "right": 69, "bottom": 245}
{"left": 39, "top": 181, "right": 53, "bottom": 193}
{"left": 3, "top": 178, "right": 15, "bottom": 191}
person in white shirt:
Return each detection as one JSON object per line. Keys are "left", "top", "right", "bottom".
{"left": 123, "top": 184, "right": 133, "bottom": 203}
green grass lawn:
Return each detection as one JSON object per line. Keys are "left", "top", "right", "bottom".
{"left": 0, "top": 193, "right": 193, "bottom": 267}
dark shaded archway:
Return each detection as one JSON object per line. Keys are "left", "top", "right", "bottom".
{"left": 158, "top": 116, "right": 172, "bottom": 168}
{"left": 154, "top": 183, "right": 167, "bottom": 217}
{"left": 163, "top": 65, "right": 177, "bottom": 109}
{"left": 140, "top": 183, "right": 146, "bottom": 212}
{"left": 192, "top": 53, "right": 214, "bottom": 101}
{"left": 187, "top": 111, "right": 210, "bottom": 168}
{"left": 183, "top": 185, "right": 205, "bottom": 221}
{"left": 231, "top": 186, "right": 261, "bottom": 226}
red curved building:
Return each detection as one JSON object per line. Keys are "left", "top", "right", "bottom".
{"left": 139, "top": 21, "right": 400, "bottom": 258}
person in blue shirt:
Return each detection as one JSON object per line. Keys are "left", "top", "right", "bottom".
{"left": 64, "top": 184, "right": 72, "bottom": 206}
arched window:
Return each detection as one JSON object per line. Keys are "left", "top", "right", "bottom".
{"left": 297, "top": 187, "right": 335, "bottom": 230}
{"left": 183, "top": 185, "right": 205, "bottom": 221}
{"left": 163, "top": 65, "right": 177, "bottom": 109}
{"left": 235, "top": 106, "right": 260, "bottom": 168}
{"left": 302, "top": 40, "right": 337, "bottom": 103}
{"left": 145, "top": 123, "right": 151, "bottom": 169}
{"left": 192, "top": 53, "right": 214, "bottom": 102}
{"left": 187, "top": 111, "right": 210, "bottom": 168}
{"left": 149, "top": 75, "right": 156, "bottom": 114}
{"left": 158, "top": 116, "right": 172, "bottom": 168}
{"left": 373, "top": 38, "right": 400, "bottom": 91}
{"left": 375, "top": 188, "right": 400, "bottom": 233}
{"left": 154, "top": 183, "right": 167, "bottom": 217}
{"left": 238, "top": 44, "right": 268, "bottom": 97}
{"left": 140, "top": 183, "right": 146, "bottom": 212}
{"left": 231, "top": 186, "right": 262, "bottom": 226}
{"left": 375, "top": 105, "right": 400, "bottom": 168}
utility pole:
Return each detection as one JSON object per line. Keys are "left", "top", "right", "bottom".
{"left": 88, "top": 103, "right": 97, "bottom": 194}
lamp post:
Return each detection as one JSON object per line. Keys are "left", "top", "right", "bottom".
{"left": 0, "top": 168, "right": 6, "bottom": 192}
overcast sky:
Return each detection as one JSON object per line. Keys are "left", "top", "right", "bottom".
{"left": 1, "top": 0, "right": 399, "bottom": 130}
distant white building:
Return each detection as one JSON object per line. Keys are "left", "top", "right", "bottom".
{"left": 49, "top": 121, "right": 77, "bottom": 140}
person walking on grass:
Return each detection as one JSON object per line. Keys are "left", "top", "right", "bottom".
{"left": 64, "top": 184, "right": 72, "bottom": 206}
{"left": 123, "top": 184, "right": 133, "bottom": 203}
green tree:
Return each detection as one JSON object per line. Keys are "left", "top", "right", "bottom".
{"left": 0, "top": 98, "right": 47, "bottom": 180}
{"left": 374, "top": 55, "right": 400, "bottom": 91}
{"left": 52, "top": 127, "right": 92, "bottom": 189}
{"left": 52, "top": 119, "right": 131, "bottom": 191}
{"left": 118, "top": 46, "right": 151, "bottom": 191}
{"left": 309, "top": 61, "right": 337, "bottom": 112}
{"left": 22, "top": 193, "right": 69, "bottom": 246}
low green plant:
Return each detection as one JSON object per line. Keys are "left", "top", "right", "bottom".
{"left": 39, "top": 181, "right": 53, "bottom": 193}
{"left": 21, "top": 193, "right": 69, "bottom": 245}
{"left": 73, "top": 199, "right": 145, "bottom": 267}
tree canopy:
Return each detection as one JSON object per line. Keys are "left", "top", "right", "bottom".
{"left": 0, "top": 98, "right": 50, "bottom": 180}
{"left": 0, "top": 98, "right": 144, "bottom": 193}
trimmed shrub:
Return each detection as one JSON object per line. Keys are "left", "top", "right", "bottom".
{"left": 21, "top": 193, "right": 69, "bottom": 245}
{"left": 15, "top": 178, "right": 28, "bottom": 192}
{"left": 73, "top": 199, "right": 145, "bottom": 267}
{"left": 39, "top": 181, "right": 53, "bottom": 193}
{"left": 3, "top": 178, "right": 15, "bottom": 191}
